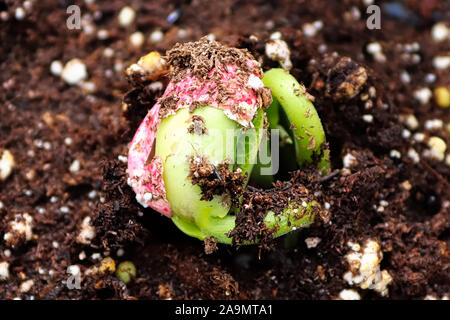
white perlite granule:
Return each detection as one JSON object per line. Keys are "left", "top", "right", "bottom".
{"left": 69, "top": 159, "right": 81, "bottom": 173}
{"left": 265, "top": 39, "right": 292, "bottom": 71}
{"left": 432, "top": 56, "right": 450, "bottom": 70}
{"left": 0, "top": 149, "right": 15, "bottom": 181}
{"left": 118, "top": 6, "right": 136, "bottom": 27}
{"left": 50, "top": 60, "right": 63, "bottom": 76}
{"left": 305, "top": 237, "right": 321, "bottom": 249}
{"left": 76, "top": 217, "right": 96, "bottom": 245}
{"left": 343, "top": 153, "right": 358, "bottom": 168}
{"left": 20, "top": 279, "right": 34, "bottom": 293}
{"left": 3, "top": 213, "right": 34, "bottom": 245}
{"left": 401, "top": 114, "right": 419, "bottom": 130}
{"left": 0, "top": 261, "right": 10, "bottom": 280}
{"left": 413, "top": 87, "right": 432, "bottom": 105}
{"left": 149, "top": 29, "right": 164, "bottom": 43}
{"left": 61, "top": 59, "right": 88, "bottom": 85}
{"left": 343, "top": 239, "right": 393, "bottom": 297}
{"left": 338, "top": 289, "right": 361, "bottom": 300}
{"left": 431, "top": 22, "right": 448, "bottom": 42}
{"left": 129, "top": 31, "right": 144, "bottom": 47}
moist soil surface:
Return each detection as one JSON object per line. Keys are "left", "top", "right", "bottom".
{"left": 0, "top": 0, "right": 449, "bottom": 300}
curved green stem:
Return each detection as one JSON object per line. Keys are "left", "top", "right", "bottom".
{"left": 265, "top": 98, "right": 280, "bottom": 129}
{"left": 236, "top": 108, "right": 265, "bottom": 184}
{"left": 172, "top": 199, "right": 317, "bottom": 244}
{"left": 263, "top": 68, "right": 330, "bottom": 175}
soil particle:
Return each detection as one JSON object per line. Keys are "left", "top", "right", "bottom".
{"left": 203, "top": 236, "right": 218, "bottom": 255}
{"left": 166, "top": 245, "right": 241, "bottom": 299}
{"left": 92, "top": 160, "right": 147, "bottom": 250}
{"left": 325, "top": 56, "right": 368, "bottom": 101}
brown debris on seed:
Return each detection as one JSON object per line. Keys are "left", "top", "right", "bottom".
{"left": 158, "top": 94, "right": 180, "bottom": 118}
{"left": 188, "top": 156, "right": 246, "bottom": 206}
{"left": 160, "top": 36, "right": 272, "bottom": 118}
{"left": 305, "top": 129, "right": 316, "bottom": 150}
{"left": 187, "top": 115, "right": 208, "bottom": 135}
{"left": 166, "top": 36, "right": 260, "bottom": 81}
